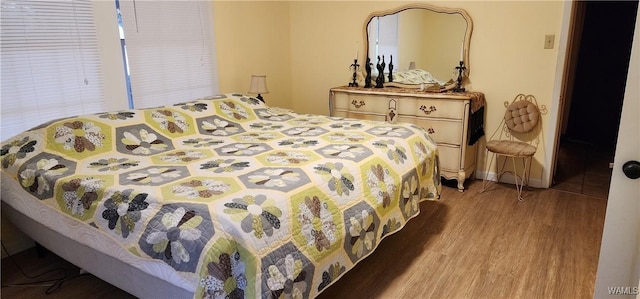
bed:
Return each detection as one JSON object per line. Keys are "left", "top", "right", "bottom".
{"left": 0, "top": 93, "right": 440, "bottom": 298}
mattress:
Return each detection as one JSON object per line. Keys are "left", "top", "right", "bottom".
{"left": 0, "top": 93, "right": 440, "bottom": 298}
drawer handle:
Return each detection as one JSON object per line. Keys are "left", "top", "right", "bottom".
{"left": 427, "top": 127, "right": 435, "bottom": 134}
{"left": 420, "top": 105, "right": 437, "bottom": 115}
{"left": 351, "top": 100, "right": 366, "bottom": 108}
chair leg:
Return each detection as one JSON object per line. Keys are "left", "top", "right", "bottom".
{"left": 523, "top": 156, "right": 533, "bottom": 190}
{"left": 497, "top": 154, "right": 510, "bottom": 183}
{"left": 511, "top": 156, "right": 525, "bottom": 201}
{"left": 480, "top": 149, "right": 496, "bottom": 193}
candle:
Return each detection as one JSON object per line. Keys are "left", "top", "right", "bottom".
{"left": 460, "top": 42, "right": 464, "bottom": 62}
{"left": 355, "top": 49, "right": 358, "bottom": 60}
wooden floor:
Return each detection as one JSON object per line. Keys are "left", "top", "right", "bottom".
{"left": 1, "top": 180, "right": 607, "bottom": 299}
{"left": 552, "top": 138, "right": 614, "bottom": 199}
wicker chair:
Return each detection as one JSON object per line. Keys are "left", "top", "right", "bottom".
{"left": 480, "top": 94, "right": 546, "bottom": 201}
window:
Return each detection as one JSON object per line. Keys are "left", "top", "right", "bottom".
{"left": 1, "top": 0, "right": 107, "bottom": 139}
{"left": 0, "top": 0, "right": 220, "bottom": 140}
{"left": 118, "top": 0, "right": 219, "bottom": 109}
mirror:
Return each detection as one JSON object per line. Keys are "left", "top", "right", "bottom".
{"left": 363, "top": 4, "right": 472, "bottom": 90}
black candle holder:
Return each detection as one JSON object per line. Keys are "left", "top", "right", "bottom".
{"left": 349, "top": 59, "right": 360, "bottom": 87}
{"left": 453, "top": 60, "right": 466, "bottom": 92}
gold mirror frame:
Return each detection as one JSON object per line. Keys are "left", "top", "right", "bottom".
{"left": 363, "top": 3, "right": 473, "bottom": 91}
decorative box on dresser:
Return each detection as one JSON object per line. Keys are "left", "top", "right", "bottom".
{"left": 329, "top": 86, "right": 485, "bottom": 192}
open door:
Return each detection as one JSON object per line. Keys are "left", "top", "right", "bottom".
{"left": 593, "top": 8, "right": 639, "bottom": 297}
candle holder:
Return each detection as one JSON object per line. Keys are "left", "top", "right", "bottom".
{"left": 349, "top": 59, "right": 360, "bottom": 87}
{"left": 453, "top": 60, "right": 466, "bottom": 92}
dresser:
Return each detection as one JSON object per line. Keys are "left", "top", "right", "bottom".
{"left": 329, "top": 86, "right": 485, "bottom": 192}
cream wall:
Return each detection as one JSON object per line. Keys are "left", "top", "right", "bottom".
{"left": 213, "top": 1, "right": 293, "bottom": 110}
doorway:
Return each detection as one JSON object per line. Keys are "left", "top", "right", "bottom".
{"left": 553, "top": 0, "right": 638, "bottom": 198}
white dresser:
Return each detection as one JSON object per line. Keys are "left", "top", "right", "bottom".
{"left": 329, "top": 86, "right": 485, "bottom": 191}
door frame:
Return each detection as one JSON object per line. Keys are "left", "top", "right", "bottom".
{"left": 543, "top": 0, "right": 574, "bottom": 188}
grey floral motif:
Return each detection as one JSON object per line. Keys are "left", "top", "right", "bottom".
{"left": 265, "top": 151, "right": 312, "bottom": 165}
{"left": 249, "top": 122, "right": 284, "bottom": 131}
{"left": 326, "top": 132, "right": 366, "bottom": 143}
{"left": 172, "top": 179, "right": 231, "bottom": 199}
{"left": 319, "top": 145, "right": 367, "bottom": 160}
{"left": 238, "top": 95, "right": 262, "bottom": 105}
{"left": 1, "top": 136, "right": 37, "bottom": 168}
{"left": 120, "top": 128, "right": 169, "bottom": 155}
{"left": 277, "top": 138, "right": 318, "bottom": 148}
{"left": 413, "top": 141, "right": 432, "bottom": 176}
{"left": 89, "top": 158, "right": 139, "bottom": 172}
{"left": 328, "top": 122, "right": 364, "bottom": 130}
{"left": 282, "top": 127, "right": 326, "bottom": 137}
{"left": 317, "top": 262, "right": 346, "bottom": 292}
{"left": 176, "top": 102, "right": 208, "bottom": 112}
{"left": 140, "top": 204, "right": 213, "bottom": 272}
{"left": 53, "top": 120, "right": 105, "bottom": 152}
{"left": 98, "top": 111, "right": 135, "bottom": 120}
{"left": 151, "top": 109, "right": 190, "bottom": 134}
{"left": 200, "top": 118, "right": 241, "bottom": 136}
{"left": 237, "top": 132, "right": 278, "bottom": 142}
{"left": 381, "top": 218, "right": 401, "bottom": 238}
{"left": 313, "top": 162, "right": 355, "bottom": 196}
{"left": 223, "top": 194, "right": 282, "bottom": 238}
{"left": 372, "top": 139, "right": 407, "bottom": 164}
{"left": 348, "top": 209, "right": 376, "bottom": 258}
{"left": 159, "top": 151, "right": 206, "bottom": 163}
{"left": 144, "top": 207, "right": 204, "bottom": 266}
{"left": 125, "top": 167, "right": 182, "bottom": 185}
{"left": 400, "top": 174, "right": 420, "bottom": 219}
{"left": 200, "top": 159, "right": 250, "bottom": 173}
{"left": 217, "top": 143, "right": 270, "bottom": 156}
{"left": 20, "top": 158, "right": 68, "bottom": 198}
{"left": 200, "top": 251, "right": 247, "bottom": 299}
{"left": 289, "top": 117, "right": 325, "bottom": 126}
{"left": 266, "top": 254, "right": 309, "bottom": 299}
{"left": 256, "top": 109, "right": 293, "bottom": 122}
{"left": 247, "top": 168, "right": 301, "bottom": 188}
{"left": 368, "top": 126, "right": 410, "bottom": 137}
{"left": 182, "top": 138, "right": 224, "bottom": 148}
{"left": 101, "top": 189, "right": 149, "bottom": 238}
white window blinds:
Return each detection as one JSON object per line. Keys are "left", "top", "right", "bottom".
{"left": 118, "top": 0, "right": 219, "bottom": 109}
{"left": 1, "top": 0, "right": 107, "bottom": 140}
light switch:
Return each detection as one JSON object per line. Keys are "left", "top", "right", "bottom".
{"left": 544, "top": 34, "right": 555, "bottom": 49}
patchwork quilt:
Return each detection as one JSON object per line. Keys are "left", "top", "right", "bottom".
{"left": 0, "top": 93, "right": 441, "bottom": 298}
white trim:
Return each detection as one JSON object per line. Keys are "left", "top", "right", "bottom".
{"left": 543, "top": 0, "right": 574, "bottom": 188}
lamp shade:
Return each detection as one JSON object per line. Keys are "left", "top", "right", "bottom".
{"left": 248, "top": 75, "right": 269, "bottom": 94}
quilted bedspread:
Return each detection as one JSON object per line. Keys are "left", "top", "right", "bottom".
{"left": 0, "top": 93, "right": 440, "bottom": 298}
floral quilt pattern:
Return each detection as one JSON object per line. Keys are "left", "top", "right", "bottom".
{"left": 0, "top": 93, "right": 440, "bottom": 298}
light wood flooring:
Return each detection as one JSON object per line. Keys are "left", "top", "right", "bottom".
{"left": 1, "top": 180, "right": 607, "bottom": 299}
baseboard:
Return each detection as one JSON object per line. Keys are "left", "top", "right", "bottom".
{"left": 474, "top": 170, "right": 544, "bottom": 189}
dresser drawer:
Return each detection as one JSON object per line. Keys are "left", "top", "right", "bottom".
{"left": 332, "top": 92, "right": 394, "bottom": 114}
{"left": 331, "top": 110, "right": 386, "bottom": 122}
{"left": 438, "top": 145, "right": 461, "bottom": 172}
{"left": 397, "top": 97, "right": 466, "bottom": 120}
{"left": 398, "top": 116, "right": 463, "bottom": 145}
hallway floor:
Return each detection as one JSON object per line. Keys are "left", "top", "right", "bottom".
{"left": 552, "top": 138, "right": 614, "bottom": 199}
